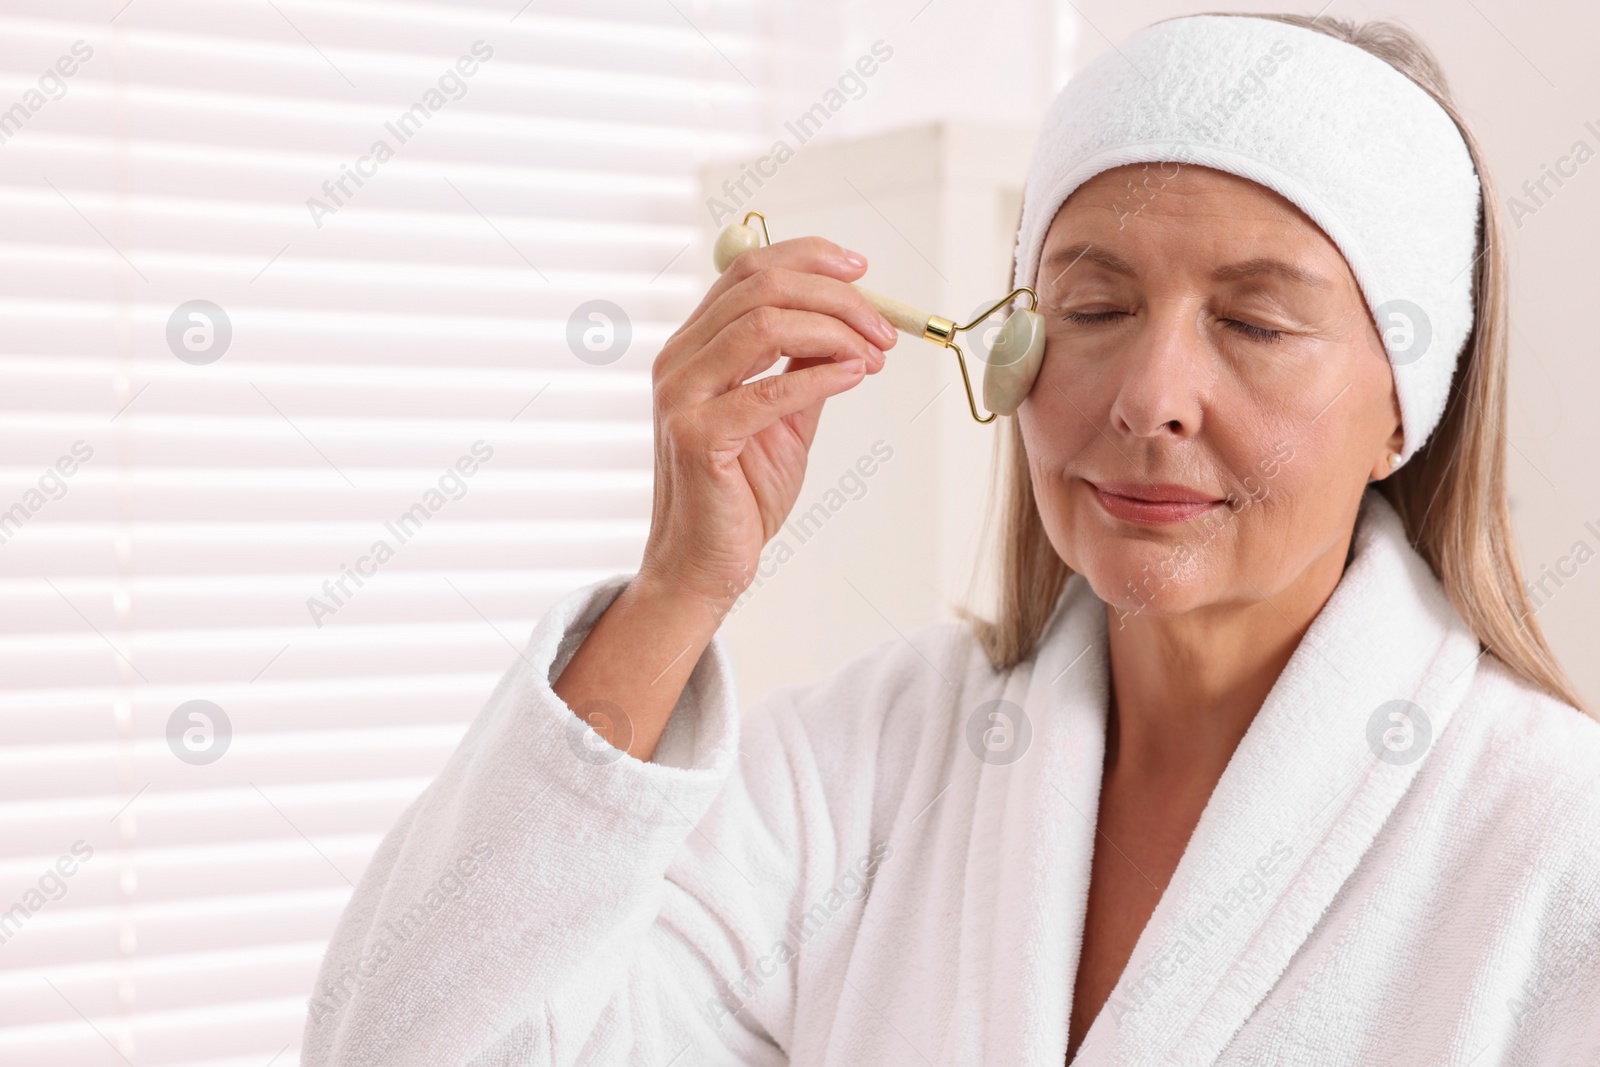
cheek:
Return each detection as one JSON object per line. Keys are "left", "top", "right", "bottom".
{"left": 1222, "top": 432, "right": 1362, "bottom": 573}
{"left": 1034, "top": 333, "right": 1109, "bottom": 401}
{"left": 1018, "top": 374, "right": 1099, "bottom": 478}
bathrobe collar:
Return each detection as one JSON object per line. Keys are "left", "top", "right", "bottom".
{"left": 993, "top": 487, "right": 1485, "bottom": 1066}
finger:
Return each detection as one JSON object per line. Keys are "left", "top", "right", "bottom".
{"left": 765, "top": 356, "right": 835, "bottom": 454}
{"left": 704, "top": 353, "right": 868, "bottom": 442}
{"left": 672, "top": 268, "right": 898, "bottom": 378}
{"left": 670, "top": 235, "right": 878, "bottom": 344}
{"left": 701, "top": 233, "right": 865, "bottom": 310}
{"left": 675, "top": 306, "right": 883, "bottom": 401}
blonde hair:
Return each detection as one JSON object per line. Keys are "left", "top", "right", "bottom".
{"left": 957, "top": 13, "right": 1592, "bottom": 718}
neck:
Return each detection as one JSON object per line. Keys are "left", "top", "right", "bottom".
{"left": 1102, "top": 533, "right": 1354, "bottom": 794}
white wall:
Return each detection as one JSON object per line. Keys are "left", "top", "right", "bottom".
{"left": 755, "top": 0, "right": 1076, "bottom": 141}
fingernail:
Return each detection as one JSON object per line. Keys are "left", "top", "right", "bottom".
{"left": 876, "top": 315, "right": 896, "bottom": 343}
{"left": 842, "top": 357, "right": 866, "bottom": 375}
{"left": 865, "top": 342, "right": 883, "bottom": 369}
{"left": 842, "top": 249, "right": 866, "bottom": 269}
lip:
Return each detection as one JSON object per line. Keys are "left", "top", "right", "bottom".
{"left": 1088, "top": 480, "right": 1226, "bottom": 526}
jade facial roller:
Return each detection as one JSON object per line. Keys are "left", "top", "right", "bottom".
{"left": 712, "top": 211, "right": 1046, "bottom": 423}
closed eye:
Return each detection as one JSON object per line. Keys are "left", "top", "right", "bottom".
{"left": 1221, "top": 320, "right": 1285, "bottom": 344}
{"left": 1063, "top": 309, "right": 1285, "bottom": 344}
{"left": 1063, "top": 310, "right": 1123, "bottom": 325}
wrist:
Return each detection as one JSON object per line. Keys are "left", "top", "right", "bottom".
{"left": 626, "top": 568, "right": 736, "bottom": 635}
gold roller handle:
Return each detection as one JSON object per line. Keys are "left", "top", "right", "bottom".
{"left": 851, "top": 284, "right": 985, "bottom": 422}
{"left": 853, "top": 286, "right": 957, "bottom": 349}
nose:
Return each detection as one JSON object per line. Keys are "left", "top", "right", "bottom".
{"left": 1106, "top": 304, "right": 1206, "bottom": 441}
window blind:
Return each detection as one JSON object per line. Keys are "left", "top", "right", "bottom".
{"left": 0, "top": 1, "right": 769, "bottom": 1062}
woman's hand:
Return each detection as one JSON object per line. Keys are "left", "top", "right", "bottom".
{"left": 553, "top": 236, "right": 896, "bottom": 761}
{"left": 638, "top": 236, "right": 898, "bottom": 615}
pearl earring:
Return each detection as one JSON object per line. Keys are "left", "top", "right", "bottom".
{"left": 1387, "top": 451, "right": 1402, "bottom": 472}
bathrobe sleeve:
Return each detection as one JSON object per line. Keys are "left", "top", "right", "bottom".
{"left": 297, "top": 571, "right": 844, "bottom": 1067}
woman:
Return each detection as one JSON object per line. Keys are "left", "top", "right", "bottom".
{"left": 301, "top": 13, "right": 1600, "bottom": 1066}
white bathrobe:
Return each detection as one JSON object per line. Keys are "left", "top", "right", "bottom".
{"left": 299, "top": 489, "right": 1600, "bottom": 1067}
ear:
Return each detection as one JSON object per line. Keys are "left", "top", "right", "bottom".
{"left": 1368, "top": 422, "right": 1405, "bottom": 482}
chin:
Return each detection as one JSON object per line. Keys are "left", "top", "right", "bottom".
{"left": 1088, "top": 569, "right": 1217, "bottom": 620}
{"left": 1066, "top": 529, "right": 1226, "bottom": 619}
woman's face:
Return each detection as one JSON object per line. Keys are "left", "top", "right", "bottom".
{"left": 1019, "top": 162, "right": 1404, "bottom": 620}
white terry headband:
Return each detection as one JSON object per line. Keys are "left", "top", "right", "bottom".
{"left": 1013, "top": 14, "right": 1482, "bottom": 466}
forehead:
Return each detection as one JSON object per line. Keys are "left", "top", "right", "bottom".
{"left": 1069, "top": 162, "right": 1296, "bottom": 209}
{"left": 1039, "top": 163, "right": 1350, "bottom": 285}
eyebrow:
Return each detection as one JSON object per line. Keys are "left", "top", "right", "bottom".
{"left": 1041, "top": 242, "right": 1332, "bottom": 291}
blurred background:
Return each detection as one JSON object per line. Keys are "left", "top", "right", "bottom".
{"left": 0, "top": 0, "right": 1593, "bottom": 1063}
